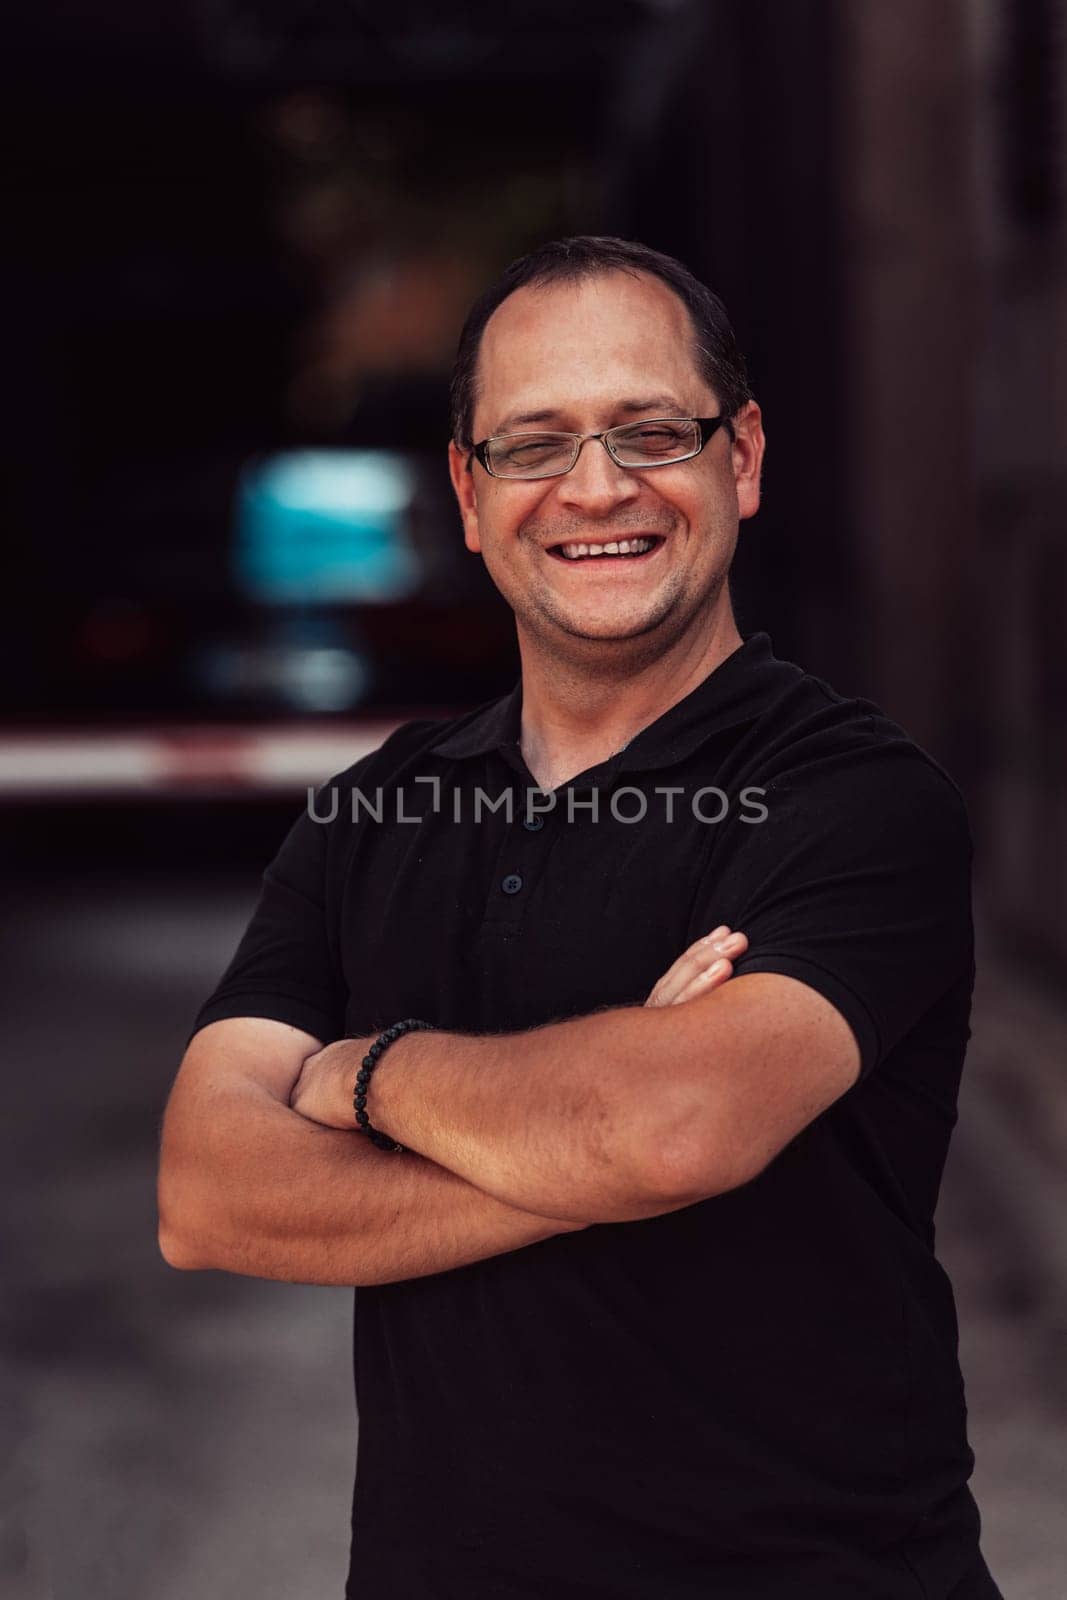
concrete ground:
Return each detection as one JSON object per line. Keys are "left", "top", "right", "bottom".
{"left": 3, "top": 873, "right": 1065, "bottom": 1599}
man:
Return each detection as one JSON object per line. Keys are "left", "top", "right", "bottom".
{"left": 159, "top": 237, "right": 1001, "bottom": 1598}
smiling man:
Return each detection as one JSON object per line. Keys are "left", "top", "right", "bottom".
{"left": 159, "top": 238, "right": 1001, "bottom": 1598}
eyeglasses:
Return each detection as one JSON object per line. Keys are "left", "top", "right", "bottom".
{"left": 470, "top": 416, "right": 733, "bottom": 480}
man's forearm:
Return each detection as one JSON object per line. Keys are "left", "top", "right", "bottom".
{"left": 286, "top": 931, "right": 751, "bottom": 1226}
{"left": 365, "top": 1003, "right": 707, "bottom": 1224}
{"left": 158, "top": 1075, "right": 587, "bottom": 1287}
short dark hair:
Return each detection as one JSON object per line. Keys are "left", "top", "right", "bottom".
{"left": 449, "top": 235, "right": 752, "bottom": 449}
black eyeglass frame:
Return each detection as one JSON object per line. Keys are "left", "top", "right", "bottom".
{"left": 468, "top": 415, "right": 734, "bottom": 480}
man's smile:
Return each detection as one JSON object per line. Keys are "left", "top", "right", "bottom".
{"left": 542, "top": 534, "right": 667, "bottom": 565}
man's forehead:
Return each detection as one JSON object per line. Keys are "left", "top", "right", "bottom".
{"left": 475, "top": 271, "right": 708, "bottom": 427}
{"left": 482, "top": 270, "right": 692, "bottom": 351}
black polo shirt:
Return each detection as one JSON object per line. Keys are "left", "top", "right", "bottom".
{"left": 193, "top": 632, "right": 1001, "bottom": 1600}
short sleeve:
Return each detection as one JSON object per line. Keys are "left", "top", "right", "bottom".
{"left": 702, "top": 740, "right": 974, "bottom": 1080}
{"left": 189, "top": 778, "right": 351, "bottom": 1046}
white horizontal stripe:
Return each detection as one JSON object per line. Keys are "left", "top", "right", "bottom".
{"left": 0, "top": 724, "right": 407, "bottom": 796}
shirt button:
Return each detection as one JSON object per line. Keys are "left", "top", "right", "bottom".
{"left": 501, "top": 873, "right": 524, "bottom": 895}
{"left": 522, "top": 814, "right": 544, "bottom": 832}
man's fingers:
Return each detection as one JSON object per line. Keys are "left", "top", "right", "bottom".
{"left": 658, "top": 928, "right": 748, "bottom": 1004}
{"left": 666, "top": 960, "right": 732, "bottom": 1006}
{"left": 644, "top": 928, "right": 748, "bottom": 1008}
{"left": 645, "top": 927, "right": 731, "bottom": 1007}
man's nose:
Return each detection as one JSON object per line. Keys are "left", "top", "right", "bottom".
{"left": 554, "top": 438, "right": 642, "bottom": 516}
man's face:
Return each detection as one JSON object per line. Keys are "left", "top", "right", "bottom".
{"left": 448, "top": 270, "right": 764, "bottom": 658}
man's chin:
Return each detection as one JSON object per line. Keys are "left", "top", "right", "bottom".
{"left": 528, "top": 599, "right": 677, "bottom": 648}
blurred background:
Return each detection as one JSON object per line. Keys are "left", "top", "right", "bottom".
{"left": 3, "top": 1, "right": 1065, "bottom": 1596}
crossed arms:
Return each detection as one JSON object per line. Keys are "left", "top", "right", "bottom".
{"left": 158, "top": 930, "right": 860, "bottom": 1287}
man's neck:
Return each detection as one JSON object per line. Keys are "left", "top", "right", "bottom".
{"left": 516, "top": 613, "right": 744, "bottom": 791}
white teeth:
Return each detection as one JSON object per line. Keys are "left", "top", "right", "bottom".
{"left": 556, "top": 537, "right": 656, "bottom": 561}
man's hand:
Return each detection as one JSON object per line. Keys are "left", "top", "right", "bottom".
{"left": 290, "top": 925, "right": 748, "bottom": 1132}
{"left": 644, "top": 925, "right": 747, "bottom": 1007}
{"left": 289, "top": 1038, "right": 364, "bottom": 1129}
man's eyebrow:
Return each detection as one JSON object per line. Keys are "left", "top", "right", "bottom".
{"left": 491, "top": 396, "right": 689, "bottom": 434}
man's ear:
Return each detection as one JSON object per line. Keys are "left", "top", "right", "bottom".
{"left": 448, "top": 441, "right": 482, "bottom": 553}
{"left": 730, "top": 401, "right": 766, "bottom": 523}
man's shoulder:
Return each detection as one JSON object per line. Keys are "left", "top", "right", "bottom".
{"left": 745, "top": 658, "right": 970, "bottom": 833}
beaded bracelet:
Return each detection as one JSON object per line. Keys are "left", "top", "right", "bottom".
{"left": 352, "top": 1018, "right": 436, "bottom": 1152}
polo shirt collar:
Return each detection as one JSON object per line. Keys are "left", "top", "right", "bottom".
{"left": 429, "top": 632, "right": 796, "bottom": 772}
